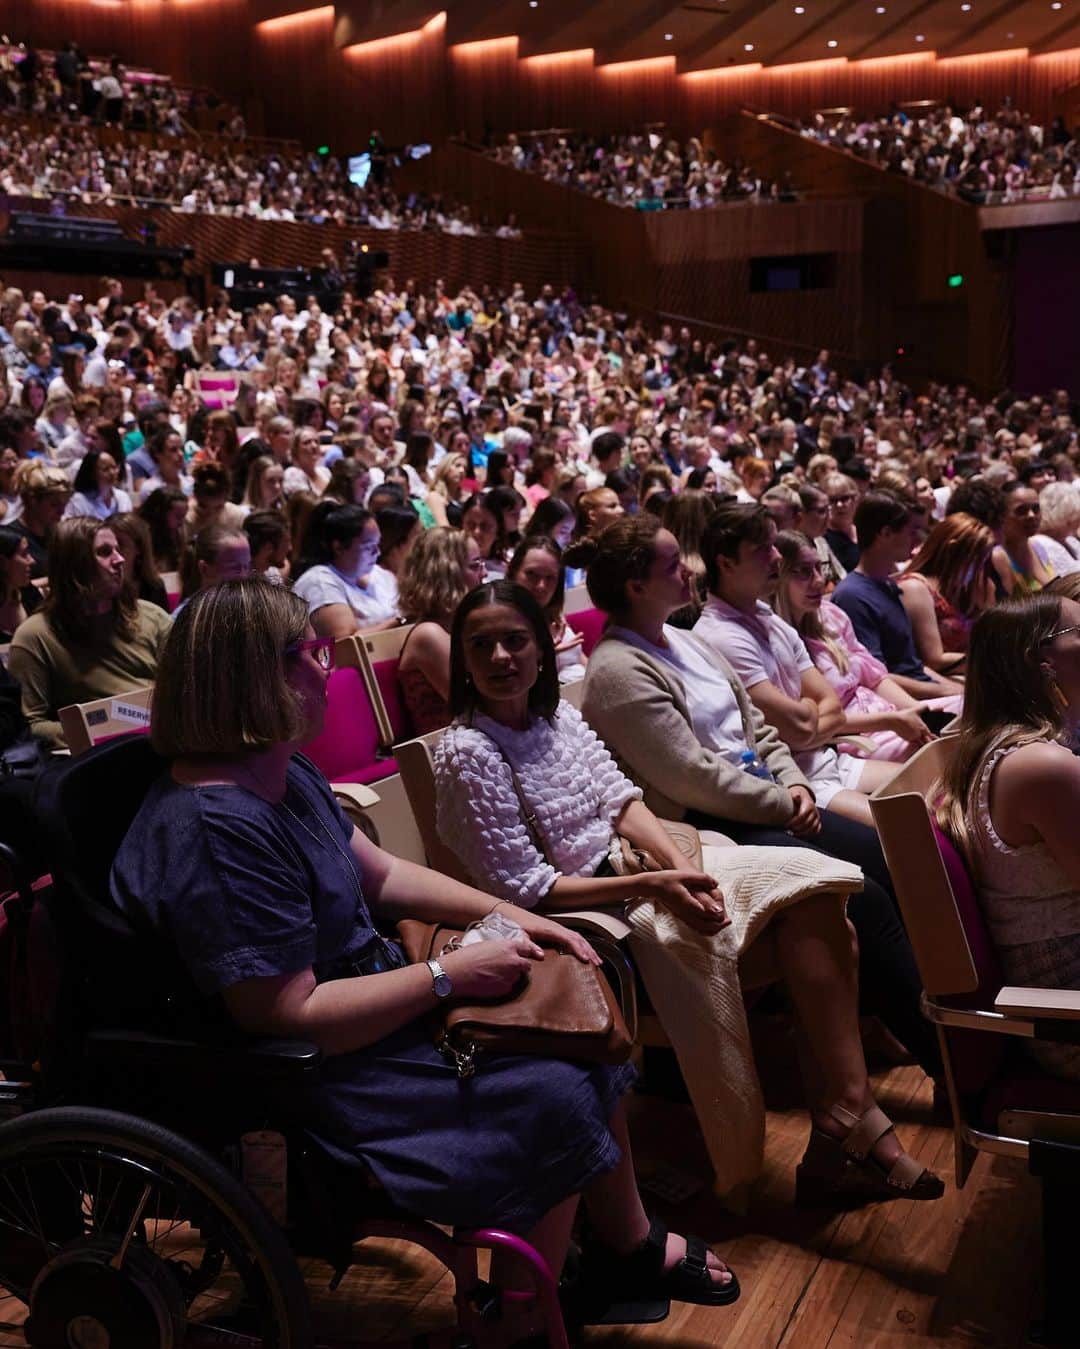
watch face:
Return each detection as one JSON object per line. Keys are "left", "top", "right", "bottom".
{"left": 433, "top": 972, "right": 453, "bottom": 999}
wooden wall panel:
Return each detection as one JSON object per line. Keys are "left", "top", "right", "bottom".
{"left": 3, "top": 200, "right": 584, "bottom": 303}
{"left": 6, "top": 0, "right": 1080, "bottom": 149}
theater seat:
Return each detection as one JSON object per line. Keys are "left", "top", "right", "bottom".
{"left": 301, "top": 667, "right": 397, "bottom": 784}
{"left": 566, "top": 606, "right": 606, "bottom": 657}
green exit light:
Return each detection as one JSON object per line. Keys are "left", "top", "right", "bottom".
{"left": 317, "top": 145, "right": 330, "bottom": 156}
{"left": 948, "top": 273, "right": 964, "bottom": 288}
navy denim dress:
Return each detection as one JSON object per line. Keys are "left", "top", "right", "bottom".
{"left": 110, "top": 754, "right": 634, "bottom": 1231}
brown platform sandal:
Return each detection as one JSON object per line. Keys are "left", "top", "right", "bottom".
{"left": 795, "top": 1103, "right": 946, "bottom": 1208}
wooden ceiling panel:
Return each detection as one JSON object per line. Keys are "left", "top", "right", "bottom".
{"left": 599, "top": 4, "right": 729, "bottom": 62}
{"left": 946, "top": 1, "right": 1067, "bottom": 52}
{"left": 394, "top": 0, "right": 1080, "bottom": 68}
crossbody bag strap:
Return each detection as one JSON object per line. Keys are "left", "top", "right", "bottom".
{"left": 495, "top": 745, "right": 556, "bottom": 868}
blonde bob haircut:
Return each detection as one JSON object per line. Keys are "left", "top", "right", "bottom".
{"left": 398, "top": 526, "right": 474, "bottom": 623}
{"left": 151, "top": 578, "right": 310, "bottom": 758}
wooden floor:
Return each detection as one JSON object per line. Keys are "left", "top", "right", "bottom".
{"left": 301, "top": 1058, "right": 1043, "bottom": 1349}
{"left": 0, "top": 1058, "right": 1043, "bottom": 1349}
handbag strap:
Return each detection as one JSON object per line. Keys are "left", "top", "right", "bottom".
{"left": 492, "top": 743, "right": 556, "bottom": 868}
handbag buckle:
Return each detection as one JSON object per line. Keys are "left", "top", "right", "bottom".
{"left": 438, "top": 1032, "right": 477, "bottom": 1079}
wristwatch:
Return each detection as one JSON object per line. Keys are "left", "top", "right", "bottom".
{"left": 426, "top": 958, "right": 453, "bottom": 1000}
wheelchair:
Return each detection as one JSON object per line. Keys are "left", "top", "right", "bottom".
{"left": 0, "top": 734, "right": 589, "bottom": 1349}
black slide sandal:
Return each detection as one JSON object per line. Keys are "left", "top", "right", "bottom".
{"left": 579, "top": 1218, "right": 741, "bottom": 1311}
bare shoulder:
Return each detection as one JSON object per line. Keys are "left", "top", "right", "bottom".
{"left": 898, "top": 573, "right": 932, "bottom": 607}
{"left": 404, "top": 621, "right": 449, "bottom": 658}
{"left": 996, "top": 739, "right": 1080, "bottom": 794}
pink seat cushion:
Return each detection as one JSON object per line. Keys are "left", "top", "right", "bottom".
{"left": 566, "top": 607, "right": 606, "bottom": 657}
{"left": 331, "top": 759, "right": 399, "bottom": 785}
{"left": 931, "top": 821, "right": 1009, "bottom": 1098}
{"left": 372, "top": 658, "right": 414, "bottom": 745}
{"left": 301, "top": 668, "right": 387, "bottom": 782}
{"left": 166, "top": 590, "right": 181, "bottom": 614}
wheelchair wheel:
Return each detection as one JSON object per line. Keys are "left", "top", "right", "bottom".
{"left": 0, "top": 1106, "right": 312, "bottom": 1348}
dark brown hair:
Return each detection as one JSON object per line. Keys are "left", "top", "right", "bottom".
{"left": 448, "top": 581, "right": 560, "bottom": 722}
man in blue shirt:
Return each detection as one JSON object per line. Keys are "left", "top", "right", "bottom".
{"left": 833, "top": 491, "right": 963, "bottom": 701}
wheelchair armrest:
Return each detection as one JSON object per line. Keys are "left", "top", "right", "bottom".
{"left": 86, "top": 1029, "right": 323, "bottom": 1081}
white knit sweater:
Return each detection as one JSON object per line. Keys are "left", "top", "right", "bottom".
{"left": 434, "top": 703, "right": 642, "bottom": 907}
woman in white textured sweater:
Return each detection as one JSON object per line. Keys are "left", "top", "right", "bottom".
{"left": 433, "top": 579, "right": 943, "bottom": 1206}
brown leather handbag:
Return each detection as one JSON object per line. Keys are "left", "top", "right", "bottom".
{"left": 618, "top": 819, "right": 704, "bottom": 876}
{"left": 398, "top": 918, "right": 632, "bottom": 1078}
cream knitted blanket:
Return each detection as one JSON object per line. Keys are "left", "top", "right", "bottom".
{"left": 623, "top": 840, "right": 864, "bottom": 1197}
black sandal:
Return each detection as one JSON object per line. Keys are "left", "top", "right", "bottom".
{"left": 582, "top": 1217, "right": 740, "bottom": 1309}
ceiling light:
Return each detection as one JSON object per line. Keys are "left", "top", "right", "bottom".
{"left": 826, "top": 37, "right": 838, "bottom": 46}
{"left": 875, "top": 6, "right": 885, "bottom": 13}
{"left": 529, "top": 1, "right": 538, "bottom": 7}
{"left": 794, "top": 4, "right": 805, "bottom": 10}
{"left": 960, "top": 3, "right": 971, "bottom": 9}
{"left": 1052, "top": 2, "right": 1063, "bottom": 9}
{"left": 915, "top": 31, "right": 925, "bottom": 40}
{"left": 664, "top": 31, "right": 673, "bottom": 39}
{"left": 744, "top": 41, "right": 754, "bottom": 50}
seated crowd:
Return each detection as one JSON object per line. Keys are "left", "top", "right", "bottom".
{"left": 2, "top": 39, "right": 190, "bottom": 131}
{"left": 5, "top": 263, "right": 1080, "bottom": 1321}
{"left": 796, "top": 98, "right": 1079, "bottom": 203}
{"left": 1, "top": 40, "right": 514, "bottom": 233}
{"left": 487, "top": 130, "right": 798, "bottom": 208}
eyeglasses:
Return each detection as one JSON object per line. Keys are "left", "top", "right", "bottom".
{"left": 286, "top": 637, "right": 336, "bottom": 670}
{"left": 788, "top": 562, "right": 825, "bottom": 581}
{"left": 1041, "top": 625, "right": 1080, "bottom": 644}
{"left": 828, "top": 493, "right": 855, "bottom": 507}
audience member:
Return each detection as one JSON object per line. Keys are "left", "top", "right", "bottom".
{"left": 111, "top": 510, "right": 170, "bottom": 611}
{"left": 935, "top": 593, "right": 1080, "bottom": 1079}
{"left": 507, "top": 536, "right": 586, "bottom": 684}
{"left": 8, "top": 516, "right": 170, "bottom": 746}
{"left": 397, "top": 526, "right": 485, "bottom": 734}
{"left": 833, "top": 493, "right": 964, "bottom": 699}
{"left": 772, "top": 530, "right": 937, "bottom": 763}
{"left": 895, "top": 514, "right": 996, "bottom": 672}
{"left": 292, "top": 501, "right": 400, "bottom": 636}
{"left": 694, "top": 505, "right": 892, "bottom": 826}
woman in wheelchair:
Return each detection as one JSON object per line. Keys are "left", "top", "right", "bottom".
{"left": 109, "top": 577, "right": 739, "bottom": 1332}
{"left": 434, "top": 580, "right": 946, "bottom": 1206}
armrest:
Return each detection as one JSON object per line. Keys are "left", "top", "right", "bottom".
{"left": 331, "top": 782, "right": 381, "bottom": 810}
{"left": 995, "top": 987, "right": 1080, "bottom": 1019}
{"left": 832, "top": 734, "right": 878, "bottom": 755}
{"left": 332, "top": 782, "right": 381, "bottom": 842}
{"left": 85, "top": 1029, "right": 322, "bottom": 1081}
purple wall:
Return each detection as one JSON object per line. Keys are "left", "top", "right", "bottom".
{"left": 1012, "top": 224, "right": 1080, "bottom": 396}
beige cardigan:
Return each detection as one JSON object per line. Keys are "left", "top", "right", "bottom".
{"left": 581, "top": 629, "right": 810, "bottom": 825}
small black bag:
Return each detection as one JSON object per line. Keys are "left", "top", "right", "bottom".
{"left": 0, "top": 734, "right": 52, "bottom": 781}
